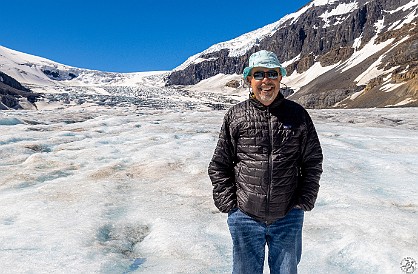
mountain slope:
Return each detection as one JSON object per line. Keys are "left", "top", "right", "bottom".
{"left": 0, "top": 46, "right": 241, "bottom": 111}
{"left": 0, "top": 45, "right": 168, "bottom": 94}
{"left": 0, "top": 71, "right": 41, "bottom": 110}
{"left": 0, "top": 45, "right": 176, "bottom": 109}
{"left": 167, "top": 0, "right": 418, "bottom": 108}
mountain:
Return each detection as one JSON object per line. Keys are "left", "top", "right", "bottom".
{"left": 0, "top": 45, "right": 169, "bottom": 92}
{"left": 1, "top": 0, "right": 417, "bottom": 109}
{"left": 0, "top": 46, "right": 240, "bottom": 111}
{"left": 0, "top": 45, "right": 173, "bottom": 110}
{"left": 167, "top": 0, "right": 418, "bottom": 108}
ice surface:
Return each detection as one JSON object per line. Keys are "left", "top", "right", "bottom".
{"left": 0, "top": 106, "right": 417, "bottom": 273}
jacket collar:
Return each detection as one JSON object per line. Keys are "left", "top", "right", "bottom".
{"left": 249, "top": 92, "right": 285, "bottom": 110}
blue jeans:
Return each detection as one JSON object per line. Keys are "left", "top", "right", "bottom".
{"left": 227, "top": 208, "right": 304, "bottom": 274}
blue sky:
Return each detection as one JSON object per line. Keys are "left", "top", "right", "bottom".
{"left": 2, "top": 0, "right": 311, "bottom": 73}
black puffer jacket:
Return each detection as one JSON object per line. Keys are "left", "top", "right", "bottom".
{"left": 208, "top": 94, "right": 323, "bottom": 224}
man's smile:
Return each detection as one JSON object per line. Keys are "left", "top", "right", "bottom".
{"left": 260, "top": 85, "right": 274, "bottom": 92}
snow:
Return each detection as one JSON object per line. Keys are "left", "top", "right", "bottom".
{"left": 172, "top": 0, "right": 417, "bottom": 99}
{"left": 173, "top": 1, "right": 315, "bottom": 71}
{"left": 375, "top": 18, "right": 386, "bottom": 34}
{"left": 312, "top": 0, "right": 339, "bottom": 6}
{"left": 391, "top": 98, "right": 416, "bottom": 106}
{"left": 385, "top": 0, "right": 418, "bottom": 30}
{"left": 0, "top": 105, "right": 417, "bottom": 274}
{"left": 386, "top": 0, "right": 418, "bottom": 14}
{"left": 186, "top": 73, "right": 246, "bottom": 97}
{"left": 319, "top": 2, "right": 358, "bottom": 28}
{"left": 350, "top": 34, "right": 411, "bottom": 96}
{"left": 175, "top": 0, "right": 414, "bottom": 71}
{"left": 173, "top": 16, "right": 290, "bottom": 71}
{"left": 343, "top": 37, "right": 392, "bottom": 77}
{"left": 0, "top": 45, "right": 169, "bottom": 93}
{"left": 285, "top": 62, "right": 340, "bottom": 92}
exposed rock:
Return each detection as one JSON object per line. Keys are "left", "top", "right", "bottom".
{"left": 294, "top": 54, "right": 315, "bottom": 74}
{"left": 295, "top": 86, "right": 365, "bottom": 109}
{"left": 0, "top": 71, "right": 31, "bottom": 92}
{"left": 0, "top": 71, "right": 41, "bottom": 109}
{"left": 225, "top": 80, "right": 240, "bottom": 88}
{"left": 42, "top": 67, "right": 79, "bottom": 81}
{"left": 318, "top": 47, "right": 354, "bottom": 67}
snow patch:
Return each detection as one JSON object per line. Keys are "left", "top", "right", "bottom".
{"left": 285, "top": 62, "right": 339, "bottom": 92}
{"left": 319, "top": 2, "right": 358, "bottom": 28}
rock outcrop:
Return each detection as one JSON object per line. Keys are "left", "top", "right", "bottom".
{"left": 0, "top": 71, "right": 41, "bottom": 110}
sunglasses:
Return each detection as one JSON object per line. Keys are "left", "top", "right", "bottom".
{"left": 251, "top": 70, "right": 279, "bottom": 80}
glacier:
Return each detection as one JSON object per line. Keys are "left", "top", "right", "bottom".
{"left": 0, "top": 105, "right": 417, "bottom": 273}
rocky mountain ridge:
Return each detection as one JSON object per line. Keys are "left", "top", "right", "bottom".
{"left": 167, "top": 0, "right": 418, "bottom": 108}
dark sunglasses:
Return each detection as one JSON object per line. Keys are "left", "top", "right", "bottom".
{"left": 251, "top": 70, "right": 279, "bottom": 80}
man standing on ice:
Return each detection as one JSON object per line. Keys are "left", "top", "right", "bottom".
{"left": 208, "top": 50, "right": 323, "bottom": 274}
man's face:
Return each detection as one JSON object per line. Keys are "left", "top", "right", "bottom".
{"left": 247, "top": 67, "right": 282, "bottom": 106}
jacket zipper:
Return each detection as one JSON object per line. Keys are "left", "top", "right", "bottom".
{"left": 266, "top": 108, "right": 274, "bottom": 223}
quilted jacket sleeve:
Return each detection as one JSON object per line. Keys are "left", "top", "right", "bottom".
{"left": 297, "top": 111, "right": 323, "bottom": 211}
{"left": 208, "top": 112, "right": 237, "bottom": 213}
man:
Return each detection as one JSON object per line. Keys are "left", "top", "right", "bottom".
{"left": 208, "top": 50, "right": 323, "bottom": 274}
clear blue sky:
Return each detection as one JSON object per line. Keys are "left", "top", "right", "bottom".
{"left": 1, "top": 0, "right": 311, "bottom": 73}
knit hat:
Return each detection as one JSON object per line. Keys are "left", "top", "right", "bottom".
{"left": 243, "top": 50, "right": 287, "bottom": 79}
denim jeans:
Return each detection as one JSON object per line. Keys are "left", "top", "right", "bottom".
{"left": 227, "top": 208, "right": 304, "bottom": 274}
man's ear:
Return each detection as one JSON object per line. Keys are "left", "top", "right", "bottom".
{"left": 246, "top": 76, "right": 251, "bottom": 83}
